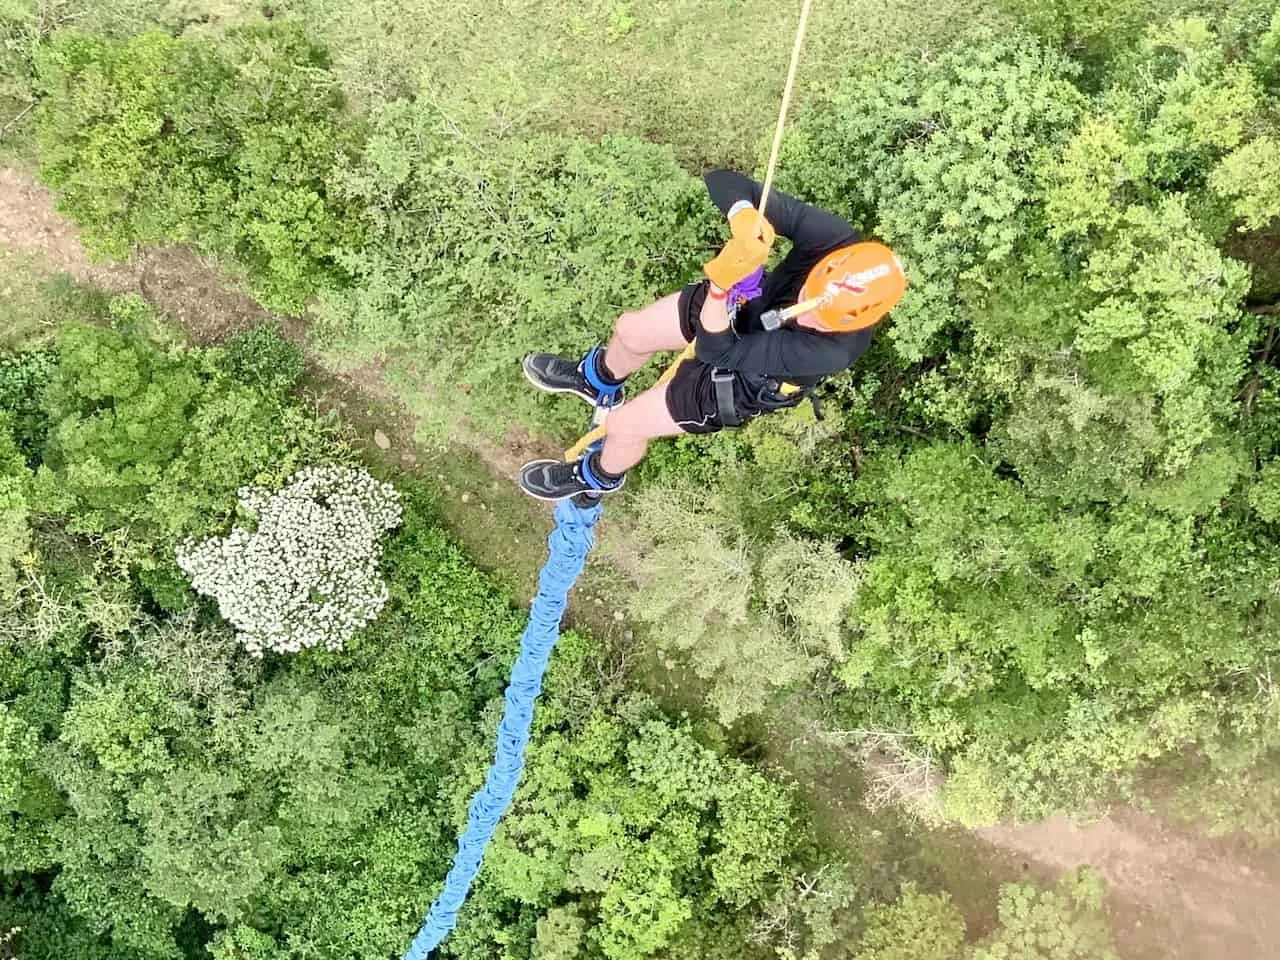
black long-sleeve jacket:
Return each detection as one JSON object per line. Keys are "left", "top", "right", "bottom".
{"left": 697, "top": 170, "right": 871, "bottom": 385}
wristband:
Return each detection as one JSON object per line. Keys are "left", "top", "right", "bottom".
{"left": 707, "top": 286, "right": 728, "bottom": 301}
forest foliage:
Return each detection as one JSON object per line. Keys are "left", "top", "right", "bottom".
{"left": 9, "top": 0, "right": 1280, "bottom": 830}
{"left": 1, "top": 0, "right": 1279, "bottom": 955}
{"left": 0, "top": 291, "right": 1122, "bottom": 958}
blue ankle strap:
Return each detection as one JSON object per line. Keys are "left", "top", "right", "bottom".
{"left": 578, "top": 444, "right": 623, "bottom": 491}
{"left": 581, "top": 346, "right": 623, "bottom": 400}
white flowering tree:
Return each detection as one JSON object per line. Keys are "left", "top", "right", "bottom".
{"left": 176, "top": 466, "right": 402, "bottom": 656}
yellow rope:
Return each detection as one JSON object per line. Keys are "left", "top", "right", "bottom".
{"left": 756, "top": 0, "right": 813, "bottom": 232}
{"left": 563, "top": 0, "right": 813, "bottom": 464}
{"left": 563, "top": 424, "right": 607, "bottom": 462}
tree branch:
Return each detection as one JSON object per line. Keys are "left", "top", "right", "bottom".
{"left": 0, "top": 101, "right": 36, "bottom": 139}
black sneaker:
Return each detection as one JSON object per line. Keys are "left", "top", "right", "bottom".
{"left": 519, "top": 453, "right": 625, "bottom": 502}
{"left": 523, "top": 347, "right": 624, "bottom": 408}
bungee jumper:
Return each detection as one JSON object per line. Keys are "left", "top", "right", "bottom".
{"left": 518, "top": 170, "right": 907, "bottom": 501}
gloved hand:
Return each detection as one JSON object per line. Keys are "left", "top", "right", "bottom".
{"left": 727, "top": 203, "right": 777, "bottom": 248}
{"left": 704, "top": 234, "right": 770, "bottom": 290}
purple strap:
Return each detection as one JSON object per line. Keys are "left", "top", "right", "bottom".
{"left": 727, "top": 266, "right": 764, "bottom": 305}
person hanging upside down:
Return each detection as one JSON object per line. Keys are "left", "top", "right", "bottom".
{"left": 518, "top": 169, "right": 907, "bottom": 502}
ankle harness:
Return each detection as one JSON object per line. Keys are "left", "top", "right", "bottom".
{"left": 581, "top": 346, "right": 624, "bottom": 406}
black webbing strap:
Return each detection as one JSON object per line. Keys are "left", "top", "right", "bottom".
{"left": 711, "top": 369, "right": 743, "bottom": 427}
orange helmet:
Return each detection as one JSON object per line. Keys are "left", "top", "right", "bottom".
{"left": 800, "top": 241, "right": 906, "bottom": 332}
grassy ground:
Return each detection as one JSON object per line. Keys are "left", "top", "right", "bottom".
{"left": 286, "top": 0, "right": 1010, "bottom": 167}
{"left": 0, "top": 250, "right": 56, "bottom": 350}
{"left": 0, "top": 0, "right": 1007, "bottom": 171}
{"left": 0, "top": 250, "right": 122, "bottom": 352}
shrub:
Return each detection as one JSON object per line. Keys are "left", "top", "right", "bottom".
{"left": 1036, "top": 17, "right": 1268, "bottom": 244}
{"left": 0, "top": 348, "right": 54, "bottom": 459}
{"left": 176, "top": 466, "right": 402, "bottom": 655}
{"left": 852, "top": 883, "right": 966, "bottom": 960}
{"left": 628, "top": 484, "right": 859, "bottom": 725}
{"left": 782, "top": 31, "right": 1085, "bottom": 360}
{"left": 748, "top": 864, "right": 861, "bottom": 960}
{"left": 1210, "top": 134, "right": 1280, "bottom": 230}
{"left": 990, "top": 196, "right": 1250, "bottom": 504}
{"left": 1248, "top": 459, "right": 1280, "bottom": 521}
{"left": 0, "top": 414, "right": 30, "bottom": 600}
{"left": 842, "top": 440, "right": 1280, "bottom": 821}
{"left": 1175, "top": 749, "right": 1280, "bottom": 842}
{"left": 4, "top": 503, "right": 812, "bottom": 960}
{"left": 846, "top": 872, "right": 1118, "bottom": 960}
{"left": 223, "top": 323, "right": 306, "bottom": 393}
{"left": 34, "top": 301, "right": 334, "bottom": 550}
{"left": 0, "top": 0, "right": 41, "bottom": 112}
{"left": 479, "top": 714, "right": 799, "bottom": 960}
{"left": 318, "top": 100, "right": 712, "bottom": 437}
{"left": 34, "top": 22, "right": 359, "bottom": 312}
{"left": 973, "top": 871, "right": 1119, "bottom": 960}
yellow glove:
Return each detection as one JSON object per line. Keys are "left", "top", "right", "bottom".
{"left": 704, "top": 234, "right": 769, "bottom": 290}
{"left": 728, "top": 204, "right": 777, "bottom": 249}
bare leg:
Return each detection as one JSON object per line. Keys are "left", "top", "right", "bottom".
{"left": 602, "top": 292, "right": 689, "bottom": 379}
{"left": 599, "top": 382, "right": 685, "bottom": 474}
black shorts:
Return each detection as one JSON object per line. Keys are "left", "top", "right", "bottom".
{"left": 669, "top": 280, "right": 749, "bottom": 435}
{"left": 669, "top": 281, "right": 813, "bottom": 433}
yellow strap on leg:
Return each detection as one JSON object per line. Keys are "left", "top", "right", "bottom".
{"left": 563, "top": 343, "right": 695, "bottom": 461}
{"left": 564, "top": 423, "right": 607, "bottom": 462}
{"left": 655, "top": 342, "right": 696, "bottom": 387}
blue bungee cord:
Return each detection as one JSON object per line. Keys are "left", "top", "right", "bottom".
{"left": 403, "top": 497, "right": 602, "bottom": 959}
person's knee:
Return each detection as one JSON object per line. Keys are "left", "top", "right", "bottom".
{"left": 606, "top": 401, "right": 661, "bottom": 442}
{"left": 612, "top": 309, "right": 649, "bottom": 354}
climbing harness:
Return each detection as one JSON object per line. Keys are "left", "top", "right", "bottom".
{"left": 401, "top": 1, "right": 815, "bottom": 955}
{"left": 711, "top": 368, "right": 743, "bottom": 427}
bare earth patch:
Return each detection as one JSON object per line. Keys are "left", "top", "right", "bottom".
{"left": 4, "top": 162, "right": 1279, "bottom": 960}
{"left": 981, "top": 811, "right": 1280, "bottom": 960}
{"left": 0, "top": 167, "right": 136, "bottom": 293}
{"left": 0, "top": 168, "right": 275, "bottom": 344}
{"left": 138, "top": 246, "right": 277, "bottom": 344}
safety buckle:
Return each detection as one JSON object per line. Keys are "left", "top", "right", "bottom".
{"left": 760, "top": 308, "right": 784, "bottom": 331}
{"left": 710, "top": 368, "right": 736, "bottom": 386}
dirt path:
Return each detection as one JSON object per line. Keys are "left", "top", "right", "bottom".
{"left": 982, "top": 811, "right": 1280, "bottom": 959}
{"left": 0, "top": 168, "right": 137, "bottom": 294}
{"left": 3, "top": 164, "right": 1279, "bottom": 960}
{"left": 0, "top": 167, "right": 275, "bottom": 343}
